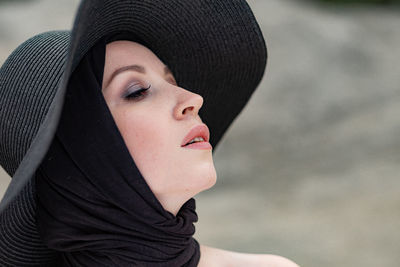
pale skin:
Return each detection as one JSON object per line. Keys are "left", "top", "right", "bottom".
{"left": 101, "top": 40, "right": 300, "bottom": 267}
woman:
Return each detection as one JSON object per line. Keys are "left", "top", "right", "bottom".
{"left": 0, "top": 0, "right": 299, "bottom": 266}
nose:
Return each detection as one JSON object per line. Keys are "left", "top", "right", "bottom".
{"left": 173, "top": 87, "right": 204, "bottom": 120}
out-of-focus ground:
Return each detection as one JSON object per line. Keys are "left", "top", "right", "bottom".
{"left": 1, "top": 0, "right": 400, "bottom": 266}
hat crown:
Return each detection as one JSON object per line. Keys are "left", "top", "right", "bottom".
{"left": 0, "top": 31, "right": 70, "bottom": 177}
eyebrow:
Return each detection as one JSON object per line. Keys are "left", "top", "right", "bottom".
{"left": 104, "top": 64, "right": 174, "bottom": 89}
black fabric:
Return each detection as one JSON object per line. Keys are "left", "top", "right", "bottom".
{"left": 35, "top": 37, "right": 200, "bottom": 266}
{"left": 0, "top": 2, "right": 267, "bottom": 265}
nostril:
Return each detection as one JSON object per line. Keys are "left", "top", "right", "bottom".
{"left": 183, "top": 106, "right": 194, "bottom": 115}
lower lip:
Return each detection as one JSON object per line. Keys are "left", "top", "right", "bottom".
{"left": 183, "top": 141, "right": 213, "bottom": 150}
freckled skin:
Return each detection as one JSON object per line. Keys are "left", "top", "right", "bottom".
{"left": 101, "top": 41, "right": 217, "bottom": 215}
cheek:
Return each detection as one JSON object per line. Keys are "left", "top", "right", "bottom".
{"left": 113, "top": 109, "right": 170, "bottom": 185}
{"left": 119, "top": 116, "right": 162, "bottom": 159}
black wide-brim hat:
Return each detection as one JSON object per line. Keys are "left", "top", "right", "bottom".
{"left": 0, "top": 0, "right": 267, "bottom": 265}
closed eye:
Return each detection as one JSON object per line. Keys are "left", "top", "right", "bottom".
{"left": 124, "top": 84, "right": 151, "bottom": 101}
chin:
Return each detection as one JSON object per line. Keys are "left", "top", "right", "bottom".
{"left": 196, "top": 163, "right": 217, "bottom": 193}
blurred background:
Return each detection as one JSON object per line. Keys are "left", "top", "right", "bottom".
{"left": 1, "top": 0, "right": 399, "bottom": 266}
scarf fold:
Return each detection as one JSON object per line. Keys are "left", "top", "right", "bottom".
{"left": 35, "top": 36, "right": 200, "bottom": 266}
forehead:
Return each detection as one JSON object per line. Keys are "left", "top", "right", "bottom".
{"left": 106, "top": 40, "right": 164, "bottom": 68}
{"left": 103, "top": 40, "right": 174, "bottom": 87}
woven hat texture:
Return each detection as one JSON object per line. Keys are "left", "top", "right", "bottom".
{"left": 0, "top": 0, "right": 267, "bottom": 265}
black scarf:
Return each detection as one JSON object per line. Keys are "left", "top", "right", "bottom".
{"left": 35, "top": 36, "right": 200, "bottom": 266}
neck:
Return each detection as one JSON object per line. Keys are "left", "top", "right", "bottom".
{"left": 156, "top": 193, "right": 193, "bottom": 216}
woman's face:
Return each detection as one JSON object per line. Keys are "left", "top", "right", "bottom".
{"left": 101, "top": 41, "right": 217, "bottom": 213}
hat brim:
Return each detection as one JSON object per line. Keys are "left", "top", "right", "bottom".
{"left": 0, "top": 0, "right": 267, "bottom": 265}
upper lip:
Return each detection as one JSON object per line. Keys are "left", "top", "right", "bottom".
{"left": 181, "top": 124, "right": 210, "bottom": 147}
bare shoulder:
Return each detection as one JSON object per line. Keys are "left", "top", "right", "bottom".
{"left": 198, "top": 245, "right": 300, "bottom": 267}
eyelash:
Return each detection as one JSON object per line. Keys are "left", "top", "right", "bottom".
{"left": 124, "top": 84, "right": 151, "bottom": 101}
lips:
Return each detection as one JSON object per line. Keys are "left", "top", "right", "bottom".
{"left": 181, "top": 124, "right": 210, "bottom": 147}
